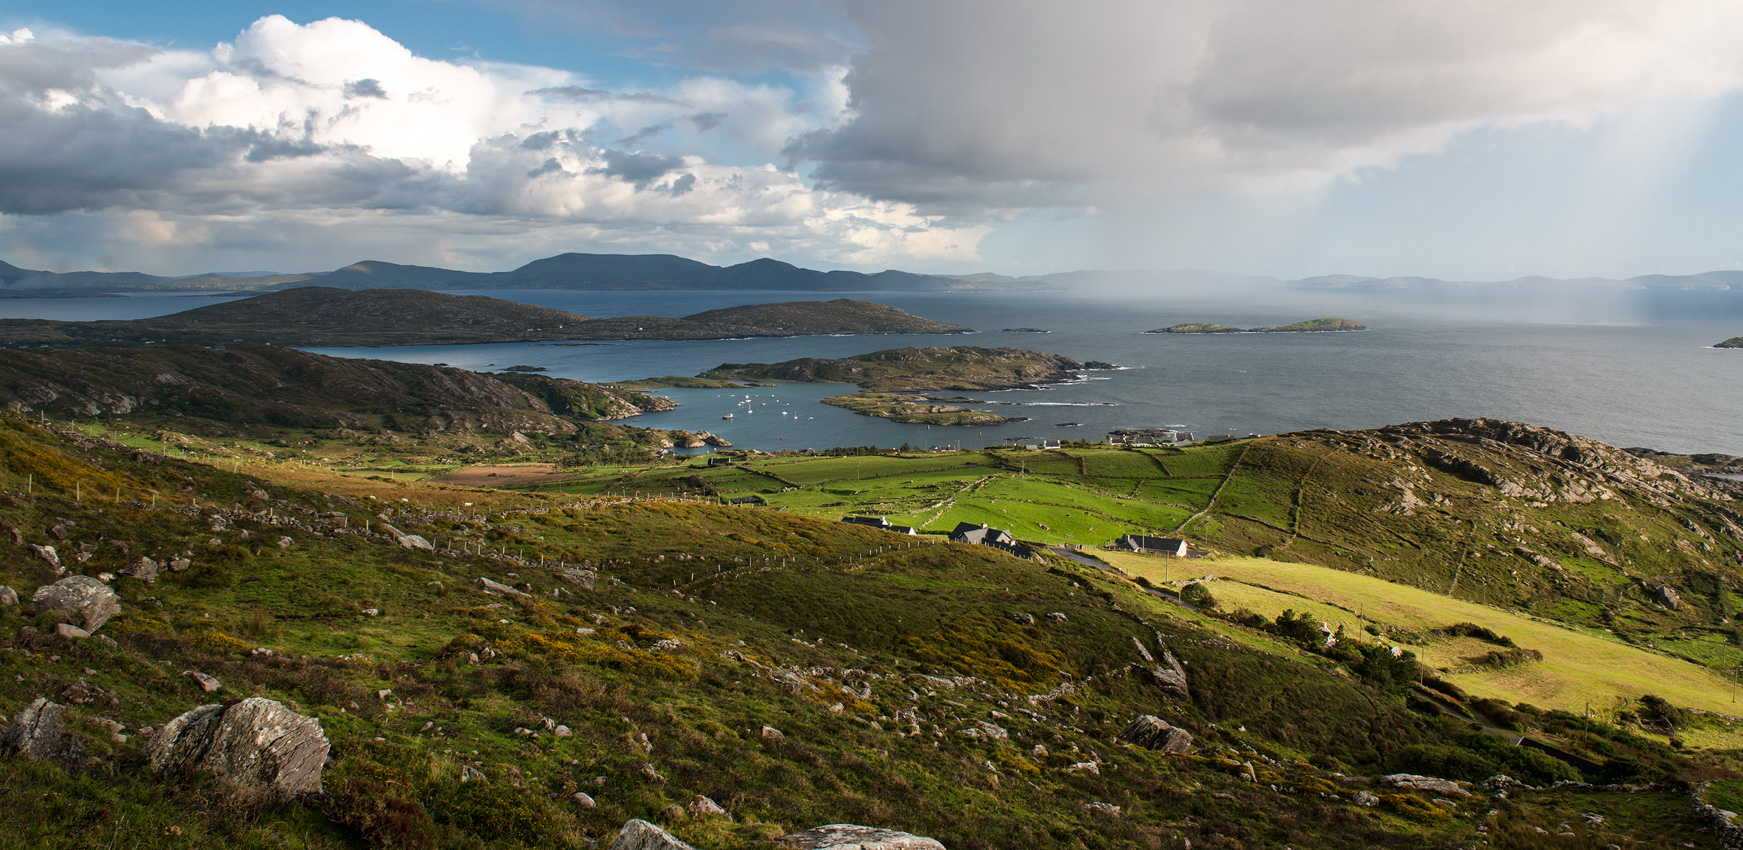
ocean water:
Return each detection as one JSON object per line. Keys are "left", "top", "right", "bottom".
{"left": 9, "top": 286, "right": 1741, "bottom": 454}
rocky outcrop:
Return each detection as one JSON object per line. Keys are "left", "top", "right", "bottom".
{"left": 0, "top": 698, "right": 79, "bottom": 763}
{"left": 1132, "top": 633, "right": 1191, "bottom": 700}
{"left": 1117, "top": 715, "right": 1194, "bottom": 754}
{"left": 609, "top": 819, "right": 697, "bottom": 850}
{"left": 1646, "top": 582, "right": 1682, "bottom": 610}
{"left": 29, "top": 544, "right": 61, "bottom": 573}
{"left": 119, "top": 556, "right": 159, "bottom": 582}
{"left": 1381, "top": 773, "right": 1470, "bottom": 797}
{"left": 146, "top": 698, "right": 329, "bottom": 801}
{"left": 379, "top": 523, "right": 434, "bottom": 551}
{"left": 779, "top": 824, "right": 947, "bottom": 850}
{"left": 30, "top": 575, "right": 121, "bottom": 633}
{"left": 477, "top": 576, "right": 536, "bottom": 605}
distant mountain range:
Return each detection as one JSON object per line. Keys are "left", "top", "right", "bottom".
{"left": 2, "top": 252, "right": 1741, "bottom": 295}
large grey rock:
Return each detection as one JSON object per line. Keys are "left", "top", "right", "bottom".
{"left": 1117, "top": 715, "right": 1194, "bottom": 754}
{"left": 779, "top": 825, "right": 946, "bottom": 850}
{"left": 609, "top": 819, "right": 697, "bottom": 850}
{"left": 31, "top": 575, "right": 121, "bottom": 632}
{"left": 0, "top": 697, "right": 71, "bottom": 761}
{"left": 146, "top": 698, "right": 329, "bottom": 800}
{"left": 1381, "top": 773, "right": 1470, "bottom": 798}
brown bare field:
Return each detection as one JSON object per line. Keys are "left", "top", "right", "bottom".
{"left": 429, "top": 463, "right": 578, "bottom": 487}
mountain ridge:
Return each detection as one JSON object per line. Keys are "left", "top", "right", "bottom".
{"left": 7, "top": 251, "right": 1743, "bottom": 294}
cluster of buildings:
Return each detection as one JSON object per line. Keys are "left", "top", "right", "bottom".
{"left": 841, "top": 518, "right": 1192, "bottom": 562}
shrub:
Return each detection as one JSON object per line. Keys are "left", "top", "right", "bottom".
{"left": 1180, "top": 582, "right": 1217, "bottom": 609}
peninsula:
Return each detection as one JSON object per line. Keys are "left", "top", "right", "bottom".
{"left": 1146, "top": 317, "right": 1366, "bottom": 334}
{"left": 0, "top": 288, "right": 971, "bottom": 348}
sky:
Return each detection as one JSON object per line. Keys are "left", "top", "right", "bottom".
{"left": 3, "top": 0, "right": 1743, "bottom": 280}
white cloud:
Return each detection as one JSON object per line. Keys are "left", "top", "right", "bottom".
{"left": 0, "top": 14, "right": 989, "bottom": 272}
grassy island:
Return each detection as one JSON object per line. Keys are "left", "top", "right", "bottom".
{"left": 821, "top": 392, "right": 1021, "bottom": 425}
{"left": 1716, "top": 337, "right": 1743, "bottom": 348}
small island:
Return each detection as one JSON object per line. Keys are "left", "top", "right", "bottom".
{"left": 0, "top": 289, "right": 973, "bottom": 348}
{"left": 1146, "top": 318, "right": 1366, "bottom": 334}
{"left": 1001, "top": 327, "right": 1050, "bottom": 333}
{"left": 700, "top": 345, "right": 1088, "bottom": 424}
{"left": 606, "top": 375, "right": 753, "bottom": 390}
{"left": 822, "top": 392, "right": 1021, "bottom": 426}
{"left": 1716, "top": 337, "right": 1743, "bottom": 348}
{"left": 501, "top": 364, "right": 548, "bottom": 372}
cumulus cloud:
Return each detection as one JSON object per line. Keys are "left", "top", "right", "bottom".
{"left": 794, "top": 0, "right": 1743, "bottom": 210}
{"left": 0, "top": 14, "right": 986, "bottom": 271}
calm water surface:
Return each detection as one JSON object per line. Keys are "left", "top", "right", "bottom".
{"left": 10, "top": 286, "right": 1741, "bottom": 454}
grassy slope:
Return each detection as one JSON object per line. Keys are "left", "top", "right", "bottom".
{"left": 0, "top": 417, "right": 1722, "bottom": 848}
{"left": 1106, "top": 553, "right": 1743, "bottom": 729}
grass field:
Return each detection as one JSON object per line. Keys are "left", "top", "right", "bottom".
{"left": 1105, "top": 552, "right": 1743, "bottom": 738}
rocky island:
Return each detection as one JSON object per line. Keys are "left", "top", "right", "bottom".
{"left": 0, "top": 288, "right": 971, "bottom": 348}
{"left": 1147, "top": 317, "right": 1366, "bottom": 334}
{"left": 1716, "top": 337, "right": 1743, "bottom": 348}
{"left": 1001, "top": 327, "right": 1050, "bottom": 333}
{"left": 701, "top": 345, "right": 1087, "bottom": 424}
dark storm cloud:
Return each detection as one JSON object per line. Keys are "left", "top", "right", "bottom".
{"left": 587, "top": 149, "right": 684, "bottom": 187}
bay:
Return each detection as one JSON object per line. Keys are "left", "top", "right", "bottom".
{"left": 9, "top": 285, "right": 1741, "bottom": 454}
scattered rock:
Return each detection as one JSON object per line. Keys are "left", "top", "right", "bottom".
{"left": 1006, "top": 611, "right": 1035, "bottom": 626}
{"left": 460, "top": 765, "right": 486, "bottom": 782}
{"left": 778, "top": 824, "right": 947, "bottom": 850}
{"left": 1082, "top": 802, "right": 1122, "bottom": 817}
{"left": 146, "top": 698, "right": 330, "bottom": 801}
{"left": 1354, "top": 790, "right": 1379, "bottom": 807}
{"left": 169, "top": 558, "right": 191, "bottom": 573}
{"left": 957, "top": 720, "right": 1008, "bottom": 741}
{"left": 688, "top": 794, "right": 728, "bottom": 816}
{"left": 1046, "top": 612, "right": 1067, "bottom": 622}
{"left": 28, "top": 544, "right": 61, "bottom": 573}
{"left": 477, "top": 576, "right": 535, "bottom": 604}
{"left": 1646, "top": 582, "right": 1681, "bottom": 610}
{"left": 569, "top": 791, "right": 597, "bottom": 808}
{"left": 610, "top": 819, "right": 697, "bottom": 850}
{"left": 119, "top": 556, "right": 159, "bottom": 583}
{"left": 1381, "top": 773, "right": 1470, "bottom": 798}
{"left": 554, "top": 725, "right": 573, "bottom": 738}
{"left": 31, "top": 575, "right": 121, "bottom": 633}
{"left": 50, "top": 523, "right": 67, "bottom": 540}
{"left": 639, "top": 762, "right": 666, "bottom": 784}
{"left": 762, "top": 725, "right": 786, "bottom": 740}
{"left": 0, "top": 698, "right": 76, "bottom": 762}
{"left": 1065, "top": 762, "right": 1100, "bottom": 776}
{"left": 0, "top": 586, "right": 15, "bottom": 606}
{"left": 1117, "top": 715, "right": 1194, "bottom": 754}
{"left": 53, "top": 623, "right": 90, "bottom": 639}
{"left": 361, "top": 609, "right": 379, "bottom": 617}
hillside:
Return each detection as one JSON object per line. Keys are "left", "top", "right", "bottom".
{"left": 700, "top": 346, "right": 1086, "bottom": 393}
{"left": 0, "top": 290, "right": 970, "bottom": 348}
{"left": 0, "top": 344, "right": 674, "bottom": 437}
{"left": 0, "top": 416, "right": 1723, "bottom": 850}
{"left": 550, "top": 418, "right": 1743, "bottom": 680}
{"left": 545, "top": 299, "right": 972, "bottom": 340}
